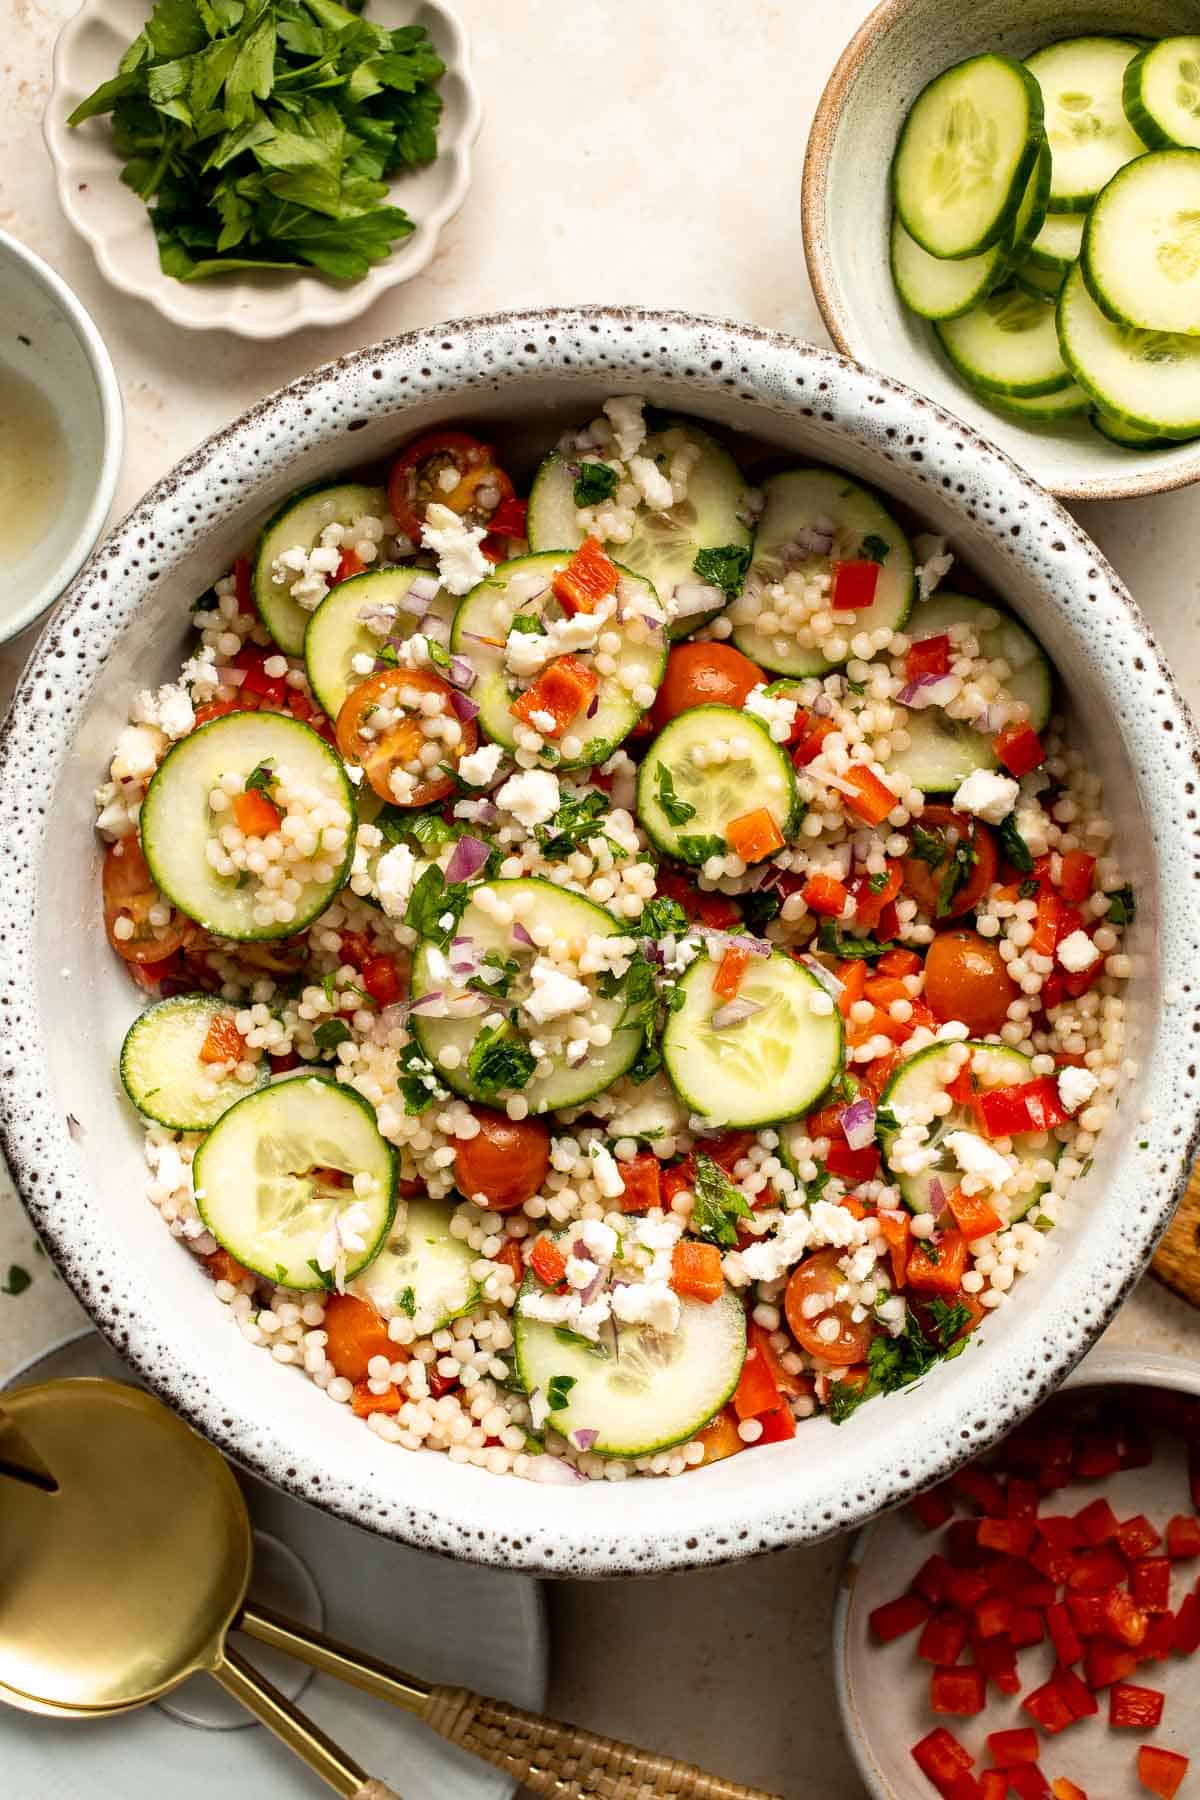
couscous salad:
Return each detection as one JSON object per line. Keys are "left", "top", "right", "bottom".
{"left": 96, "top": 400, "right": 1135, "bottom": 1484}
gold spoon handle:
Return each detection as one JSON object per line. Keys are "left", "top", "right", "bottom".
{"left": 213, "top": 1641, "right": 401, "bottom": 1800}
{"left": 240, "top": 1606, "right": 780, "bottom": 1800}
{"left": 0, "top": 1402, "right": 58, "bottom": 1493}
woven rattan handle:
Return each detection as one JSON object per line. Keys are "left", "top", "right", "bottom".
{"left": 421, "top": 1685, "right": 782, "bottom": 1800}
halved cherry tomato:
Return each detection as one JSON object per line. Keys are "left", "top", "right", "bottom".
{"left": 901, "top": 806, "right": 998, "bottom": 922}
{"left": 453, "top": 1107, "right": 551, "bottom": 1212}
{"left": 335, "top": 668, "right": 477, "bottom": 807}
{"left": 194, "top": 698, "right": 249, "bottom": 727}
{"left": 923, "top": 929, "right": 1019, "bottom": 1036}
{"left": 102, "top": 839, "right": 189, "bottom": 964}
{"left": 785, "top": 1246, "right": 874, "bottom": 1365}
{"left": 386, "top": 429, "right": 511, "bottom": 540}
{"left": 650, "top": 642, "right": 766, "bottom": 730}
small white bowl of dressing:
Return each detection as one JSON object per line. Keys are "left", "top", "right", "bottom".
{"left": 0, "top": 231, "right": 122, "bottom": 642}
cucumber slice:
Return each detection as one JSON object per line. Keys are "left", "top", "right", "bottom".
{"left": 353, "top": 1196, "right": 477, "bottom": 1329}
{"left": 889, "top": 592, "right": 1052, "bottom": 794}
{"left": 1082, "top": 149, "right": 1200, "bottom": 337}
{"left": 304, "top": 568, "right": 456, "bottom": 722}
{"left": 514, "top": 1272, "right": 746, "bottom": 1458}
{"left": 1026, "top": 209, "right": 1086, "bottom": 271}
{"left": 891, "top": 214, "right": 1008, "bottom": 320}
{"left": 254, "top": 484, "right": 389, "bottom": 656}
{"left": 1011, "top": 258, "right": 1067, "bottom": 300}
{"left": 989, "top": 380, "right": 1090, "bottom": 421}
{"left": 935, "top": 285, "right": 1072, "bottom": 397}
{"left": 1025, "top": 37, "right": 1147, "bottom": 211}
{"left": 1089, "top": 408, "right": 1188, "bottom": 449}
{"left": 879, "top": 1041, "right": 1059, "bottom": 1218}
{"left": 120, "top": 995, "right": 270, "bottom": 1130}
{"left": 525, "top": 419, "right": 751, "bottom": 637}
{"left": 663, "top": 949, "right": 843, "bottom": 1128}
{"left": 1122, "top": 37, "right": 1200, "bottom": 151}
{"left": 729, "top": 468, "right": 915, "bottom": 679}
{"left": 410, "top": 878, "right": 643, "bottom": 1113}
{"left": 1057, "top": 258, "right": 1200, "bottom": 436}
{"left": 1007, "top": 138, "right": 1053, "bottom": 261}
{"left": 140, "top": 712, "right": 355, "bottom": 942}
{"left": 892, "top": 53, "right": 1045, "bottom": 258}
{"left": 192, "top": 1077, "right": 397, "bottom": 1290}
{"left": 635, "top": 705, "right": 798, "bottom": 860}
{"left": 449, "top": 552, "right": 667, "bottom": 770}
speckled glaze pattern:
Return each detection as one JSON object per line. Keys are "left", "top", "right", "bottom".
{"left": 1, "top": 307, "right": 1197, "bottom": 1579}
{"left": 802, "top": 0, "right": 1200, "bottom": 503}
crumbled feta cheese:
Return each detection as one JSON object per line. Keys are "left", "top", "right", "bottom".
{"left": 524, "top": 958, "right": 591, "bottom": 1025}
{"left": 505, "top": 627, "right": 552, "bottom": 681}
{"left": 111, "top": 723, "right": 166, "bottom": 782}
{"left": 504, "top": 601, "right": 612, "bottom": 680}
{"left": 588, "top": 1142, "right": 626, "bottom": 1199}
{"left": 529, "top": 709, "right": 558, "bottom": 736}
{"left": 602, "top": 395, "right": 646, "bottom": 461}
{"left": 374, "top": 844, "right": 417, "bottom": 919}
{"left": 132, "top": 681, "right": 196, "bottom": 741}
{"left": 914, "top": 534, "right": 954, "bottom": 599}
{"left": 420, "top": 501, "right": 491, "bottom": 597}
{"left": 1013, "top": 799, "right": 1051, "bottom": 858}
{"left": 737, "top": 1209, "right": 816, "bottom": 1285}
{"left": 744, "top": 683, "right": 799, "bottom": 744}
{"left": 944, "top": 1130, "right": 1013, "bottom": 1190}
{"left": 350, "top": 652, "right": 376, "bottom": 676}
{"left": 495, "top": 768, "right": 560, "bottom": 828}
{"left": 809, "top": 1200, "right": 864, "bottom": 1248}
{"left": 457, "top": 743, "right": 504, "bottom": 788}
{"left": 611, "top": 1277, "right": 680, "bottom": 1335}
{"left": 1057, "top": 1066, "right": 1099, "bottom": 1114}
{"left": 952, "top": 768, "right": 1021, "bottom": 826}
{"left": 577, "top": 1218, "right": 619, "bottom": 1264}
{"left": 565, "top": 1253, "right": 598, "bottom": 1290}
{"left": 628, "top": 454, "right": 675, "bottom": 512}
{"left": 1057, "top": 930, "right": 1101, "bottom": 974}
{"left": 344, "top": 763, "right": 365, "bottom": 786}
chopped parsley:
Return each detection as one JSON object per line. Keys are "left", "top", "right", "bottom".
{"left": 739, "top": 887, "right": 781, "bottom": 935}
{"left": 817, "top": 923, "right": 897, "bottom": 960}
{"left": 1106, "top": 884, "right": 1136, "bottom": 927}
{"left": 244, "top": 760, "right": 275, "bottom": 795}
{"left": 2, "top": 1264, "right": 31, "bottom": 1297}
{"left": 691, "top": 1154, "right": 753, "bottom": 1247}
{"left": 507, "top": 613, "right": 546, "bottom": 636}
{"left": 468, "top": 950, "right": 520, "bottom": 1000}
{"left": 676, "top": 834, "right": 727, "bottom": 867}
{"left": 546, "top": 1374, "right": 577, "bottom": 1411}
{"left": 555, "top": 1325, "right": 611, "bottom": 1359}
{"left": 997, "top": 812, "right": 1034, "bottom": 874}
{"left": 805, "top": 1166, "right": 832, "bottom": 1206}
{"left": 634, "top": 896, "right": 689, "bottom": 939}
{"left": 403, "top": 865, "right": 471, "bottom": 948}
{"left": 572, "top": 461, "right": 619, "bottom": 507}
{"left": 466, "top": 1022, "right": 535, "bottom": 1100}
{"left": 425, "top": 638, "right": 451, "bottom": 672}
{"left": 829, "top": 1312, "right": 968, "bottom": 1424}
{"left": 306, "top": 1259, "right": 335, "bottom": 1292}
{"left": 857, "top": 533, "right": 891, "bottom": 565}
{"left": 313, "top": 1018, "right": 352, "bottom": 1053}
{"left": 874, "top": 1104, "right": 901, "bottom": 1135}
{"left": 1018, "top": 878, "right": 1040, "bottom": 899}
{"left": 397, "top": 1038, "right": 446, "bottom": 1114}
{"left": 655, "top": 762, "right": 696, "bottom": 828}
{"left": 398, "top": 1287, "right": 417, "bottom": 1318}
{"left": 378, "top": 805, "right": 463, "bottom": 854}
{"left": 537, "top": 789, "right": 626, "bottom": 861}
{"left": 927, "top": 1297, "right": 972, "bottom": 1347}
{"left": 692, "top": 543, "right": 752, "bottom": 599}
{"left": 908, "top": 823, "right": 946, "bottom": 867}
{"left": 936, "top": 836, "right": 977, "bottom": 918}
{"left": 868, "top": 869, "right": 890, "bottom": 894}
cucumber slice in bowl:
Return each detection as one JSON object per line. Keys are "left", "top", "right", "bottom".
{"left": 1010, "top": 259, "right": 1066, "bottom": 301}
{"left": 1123, "top": 37, "right": 1200, "bottom": 151}
{"left": 990, "top": 381, "right": 1090, "bottom": 422}
{"left": 1090, "top": 409, "right": 1189, "bottom": 449}
{"left": 879, "top": 1041, "right": 1060, "bottom": 1220}
{"left": 1057, "top": 259, "right": 1200, "bottom": 438}
{"left": 636, "top": 705, "right": 799, "bottom": 861}
{"left": 663, "top": 950, "right": 843, "bottom": 1129}
{"left": 353, "top": 1196, "right": 477, "bottom": 1329}
{"left": 254, "top": 483, "right": 390, "bottom": 656}
{"left": 304, "top": 568, "right": 456, "bottom": 721}
{"left": 410, "top": 878, "right": 643, "bottom": 1114}
{"left": 1082, "top": 149, "right": 1200, "bottom": 337}
{"left": 935, "top": 285, "right": 1071, "bottom": 397}
{"left": 140, "top": 712, "right": 356, "bottom": 942}
{"left": 1026, "top": 209, "right": 1086, "bottom": 271}
{"left": 891, "top": 214, "right": 1009, "bottom": 322}
{"left": 449, "top": 552, "right": 667, "bottom": 770}
{"left": 120, "top": 994, "right": 270, "bottom": 1130}
{"left": 514, "top": 1265, "right": 746, "bottom": 1458}
{"left": 729, "top": 467, "right": 915, "bottom": 678}
{"left": 1025, "top": 36, "right": 1147, "bottom": 211}
{"left": 892, "top": 53, "right": 1045, "bottom": 259}
{"left": 193, "top": 1077, "right": 397, "bottom": 1290}
{"left": 525, "top": 419, "right": 751, "bottom": 637}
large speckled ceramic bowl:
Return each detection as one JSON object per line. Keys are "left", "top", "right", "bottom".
{"left": 0, "top": 309, "right": 1197, "bottom": 1577}
{"left": 803, "top": 0, "right": 1200, "bottom": 502}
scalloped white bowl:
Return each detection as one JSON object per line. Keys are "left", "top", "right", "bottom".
{"left": 44, "top": 0, "right": 480, "bottom": 339}
{"left": 1, "top": 309, "right": 1198, "bottom": 1577}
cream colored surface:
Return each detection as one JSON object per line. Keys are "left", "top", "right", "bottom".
{"left": 1, "top": 3, "right": 1198, "bottom": 1797}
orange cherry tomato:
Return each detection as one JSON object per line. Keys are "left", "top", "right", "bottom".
{"left": 785, "top": 1247, "right": 875, "bottom": 1366}
{"left": 454, "top": 1108, "right": 551, "bottom": 1212}
{"left": 650, "top": 642, "right": 766, "bottom": 730}
{"left": 386, "top": 429, "right": 512, "bottom": 540}
{"left": 102, "top": 838, "right": 189, "bottom": 964}
{"left": 335, "top": 668, "right": 477, "bottom": 807}
{"left": 901, "top": 805, "right": 998, "bottom": 922}
{"left": 923, "top": 929, "right": 1019, "bottom": 1036}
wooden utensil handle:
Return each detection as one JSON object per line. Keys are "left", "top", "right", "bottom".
{"left": 421, "top": 1685, "right": 783, "bottom": 1800}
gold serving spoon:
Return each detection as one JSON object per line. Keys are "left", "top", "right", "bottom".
{"left": 0, "top": 1379, "right": 779, "bottom": 1800}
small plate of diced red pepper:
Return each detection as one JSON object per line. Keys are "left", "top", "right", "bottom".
{"left": 835, "top": 1356, "right": 1199, "bottom": 1800}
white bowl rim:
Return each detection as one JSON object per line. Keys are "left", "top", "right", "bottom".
{"left": 800, "top": 0, "right": 1200, "bottom": 505}
{"left": 0, "top": 228, "right": 123, "bottom": 642}
{"left": 2, "top": 304, "right": 1199, "bottom": 1578}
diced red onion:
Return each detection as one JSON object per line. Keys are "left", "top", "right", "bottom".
{"left": 570, "top": 1428, "right": 599, "bottom": 1452}
{"left": 781, "top": 526, "right": 834, "bottom": 560}
{"left": 512, "top": 921, "right": 535, "bottom": 948}
{"left": 356, "top": 602, "right": 398, "bottom": 633}
{"left": 701, "top": 928, "right": 770, "bottom": 959}
{"left": 579, "top": 1268, "right": 603, "bottom": 1306}
{"left": 407, "top": 990, "right": 445, "bottom": 1013}
{"left": 639, "top": 612, "right": 666, "bottom": 633}
{"left": 929, "top": 1177, "right": 949, "bottom": 1218}
{"left": 445, "top": 836, "right": 490, "bottom": 884}
{"left": 898, "top": 673, "right": 961, "bottom": 710}
{"left": 214, "top": 666, "right": 247, "bottom": 687}
{"left": 408, "top": 573, "right": 440, "bottom": 603}
{"left": 711, "top": 997, "right": 764, "bottom": 1030}
{"left": 533, "top": 1454, "right": 589, "bottom": 1485}
{"left": 812, "top": 695, "right": 835, "bottom": 717}
{"left": 586, "top": 692, "right": 600, "bottom": 718}
{"left": 671, "top": 582, "right": 723, "bottom": 618}
{"left": 448, "top": 655, "right": 476, "bottom": 691}
{"left": 974, "top": 705, "right": 1001, "bottom": 734}
{"left": 66, "top": 1111, "right": 85, "bottom": 1143}
{"left": 841, "top": 1095, "right": 877, "bottom": 1151}
{"left": 450, "top": 689, "right": 480, "bottom": 723}
{"left": 799, "top": 955, "right": 844, "bottom": 1001}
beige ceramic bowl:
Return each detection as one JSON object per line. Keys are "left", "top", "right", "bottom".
{"left": 803, "top": 0, "right": 1200, "bottom": 502}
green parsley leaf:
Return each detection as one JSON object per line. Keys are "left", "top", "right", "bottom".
{"left": 244, "top": 760, "right": 275, "bottom": 795}
{"left": 572, "top": 461, "right": 619, "bottom": 507}
{"left": 275, "top": 1263, "right": 288, "bottom": 1284}
{"left": 676, "top": 834, "right": 727, "bottom": 867}
{"left": 313, "top": 1018, "right": 352, "bottom": 1053}
{"left": 536, "top": 789, "right": 626, "bottom": 862}
{"left": 398, "top": 1286, "right": 416, "bottom": 1318}
{"left": 805, "top": 1166, "right": 832, "bottom": 1206}
{"left": 857, "top": 533, "right": 891, "bottom": 565}
{"left": 827, "top": 1377, "right": 868, "bottom": 1424}
{"left": 425, "top": 637, "right": 451, "bottom": 672}
{"left": 507, "top": 612, "right": 545, "bottom": 636}
{"left": 691, "top": 1154, "right": 752, "bottom": 1248}
{"left": 845, "top": 678, "right": 866, "bottom": 696}
{"left": 2, "top": 1264, "right": 31, "bottom": 1297}
{"left": 397, "top": 1038, "right": 446, "bottom": 1114}
{"left": 469, "top": 949, "right": 519, "bottom": 1000}
{"left": 996, "top": 812, "right": 1034, "bottom": 874}
{"left": 1018, "top": 878, "right": 1040, "bottom": 899}
{"left": 817, "top": 923, "right": 897, "bottom": 960}
{"left": 546, "top": 1373, "right": 577, "bottom": 1411}
{"left": 466, "top": 1022, "right": 535, "bottom": 1101}
{"left": 306, "top": 1258, "right": 335, "bottom": 1292}
{"left": 377, "top": 804, "right": 463, "bottom": 854}
{"left": 874, "top": 1104, "right": 901, "bottom": 1135}
{"left": 554, "top": 1326, "right": 610, "bottom": 1359}
{"left": 927, "top": 1296, "right": 972, "bottom": 1347}
{"left": 739, "top": 888, "right": 781, "bottom": 935}
{"left": 908, "top": 823, "right": 946, "bottom": 868}
{"left": 403, "top": 865, "right": 470, "bottom": 948}
{"left": 868, "top": 869, "right": 890, "bottom": 894}
{"left": 1105, "top": 884, "right": 1136, "bottom": 927}
{"left": 634, "top": 896, "right": 689, "bottom": 939}
{"left": 829, "top": 1312, "right": 965, "bottom": 1426}
{"left": 936, "top": 835, "right": 977, "bottom": 918}
{"left": 692, "top": 543, "right": 752, "bottom": 600}
{"left": 655, "top": 762, "right": 696, "bottom": 828}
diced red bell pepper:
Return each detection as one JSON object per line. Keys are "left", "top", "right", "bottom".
{"left": 913, "top": 1553, "right": 954, "bottom": 1605}
{"left": 1068, "top": 1548, "right": 1128, "bottom": 1592}
{"left": 791, "top": 714, "right": 839, "bottom": 767}
{"left": 1074, "top": 1433, "right": 1122, "bottom": 1480}
{"left": 1032, "top": 888, "right": 1061, "bottom": 960}
{"left": 908, "top": 1230, "right": 969, "bottom": 1294}
{"left": 869, "top": 1591, "right": 932, "bottom": 1643}
{"left": 726, "top": 806, "right": 785, "bottom": 864}
{"left": 946, "top": 1518, "right": 991, "bottom": 1567}
{"left": 552, "top": 536, "right": 618, "bottom": 615}
{"left": 732, "top": 1329, "right": 786, "bottom": 1421}
{"left": 980, "top": 1776, "right": 1009, "bottom": 1800}
{"left": 1084, "top": 1640, "right": 1138, "bottom": 1688}
{"left": 919, "top": 1609, "right": 969, "bottom": 1667}
{"left": 994, "top": 721, "right": 1046, "bottom": 777}
{"left": 1051, "top": 1661, "right": 1099, "bottom": 1720}
{"left": 973, "top": 1634, "right": 1021, "bottom": 1694}
{"left": 1006, "top": 1771, "right": 1053, "bottom": 1800}
{"left": 1167, "top": 1515, "right": 1200, "bottom": 1559}
{"left": 1141, "top": 1612, "right": 1176, "bottom": 1661}
{"left": 854, "top": 860, "right": 903, "bottom": 930}
{"left": 947, "top": 1186, "right": 1004, "bottom": 1243}
{"left": 617, "top": 1150, "right": 662, "bottom": 1214}
{"left": 1066, "top": 1592, "right": 1107, "bottom": 1638}
{"left": 986, "top": 1727, "right": 1039, "bottom": 1766}
{"left": 1021, "top": 1679, "right": 1076, "bottom": 1736}
{"left": 830, "top": 558, "right": 880, "bottom": 611}
{"left": 978, "top": 1517, "right": 1036, "bottom": 1557}
{"left": 486, "top": 494, "right": 528, "bottom": 539}
{"left": 973, "top": 1594, "right": 1014, "bottom": 1640}
{"left": 529, "top": 1236, "right": 566, "bottom": 1287}
{"left": 1075, "top": 1497, "right": 1120, "bottom": 1545}
{"left": 1012, "top": 1572, "right": 1058, "bottom": 1611}
{"left": 1118, "top": 1421, "right": 1155, "bottom": 1471}
{"left": 1057, "top": 849, "right": 1096, "bottom": 903}
{"left": 802, "top": 873, "right": 851, "bottom": 917}
{"left": 1132, "top": 1558, "right": 1173, "bottom": 1614}
{"left": 1137, "top": 1746, "right": 1190, "bottom": 1799}
{"left": 1052, "top": 1781, "right": 1088, "bottom": 1800}
{"left": 334, "top": 547, "right": 365, "bottom": 584}
{"left": 931, "top": 1667, "right": 987, "bottom": 1717}
{"left": 232, "top": 787, "right": 283, "bottom": 837}
{"left": 1039, "top": 1516, "right": 1084, "bottom": 1553}
{"left": 907, "top": 633, "right": 951, "bottom": 683}
{"left": 1117, "top": 1516, "right": 1164, "bottom": 1560}
{"left": 671, "top": 1240, "right": 726, "bottom": 1304}
{"left": 912, "top": 1727, "right": 975, "bottom": 1795}
{"left": 1008, "top": 1607, "right": 1046, "bottom": 1649}
{"left": 973, "top": 1077, "right": 1069, "bottom": 1138}
{"left": 1174, "top": 1591, "right": 1200, "bottom": 1656}
{"left": 952, "top": 1467, "right": 1008, "bottom": 1517}
{"left": 232, "top": 553, "right": 255, "bottom": 613}
{"left": 1046, "top": 1602, "right": 1085, "bottom": 1666}
{"left": 946, "top": 1569, "right": 992, "bottom": 1613}
{"left": 713, "top": 943, "right": 752, "bottom": 1000}
{"left": 825, "top": 1140, "right": 881, "bottom": 1182}
{"left": 1104, "top": 1587, "right": 1150, "bottom": 1648}
{"left": 754, "top": 1401, "right": 797, "bottom": 1445}
{"left": 1110, "top": 1683, "right": 1165, "bottom": 1730}
{"left": 510, "top": 654, "right": 598, "bottom": 736}
{"left": 1032, "top": 1539, "right": 1079, "bottom": 1585}
{"left": 842, "top": 763, "right": 897, "bottom": 826}
{"left": 1007, "top": 1477, "right": 1041, "bottom": 1522}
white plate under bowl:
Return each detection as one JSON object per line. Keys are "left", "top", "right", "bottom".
{"left": 44, "top": 0, "right": 481, "bottom": 339}
{"left": 0, "top": 1329, "right": 546, "bottom": 1800}
{"left": 836, "top": 1347, "right": 1200, "bottom": 1799}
